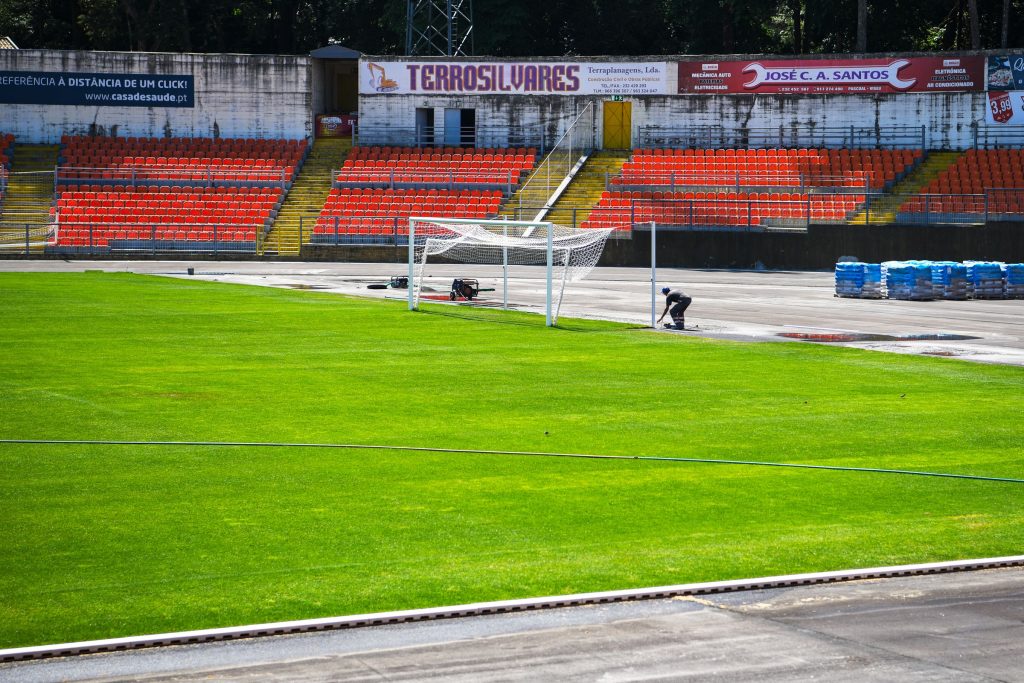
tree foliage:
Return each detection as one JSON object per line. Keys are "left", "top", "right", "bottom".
{"left": 0, "top": 0, "right": 1020, "bottom": 55}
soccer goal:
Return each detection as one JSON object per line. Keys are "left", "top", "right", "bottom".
{"left": 407, "top": 217, "right": 614, "bottom": 326}
{"left": 0, "top": 223, "right": 57, "bottom": 252}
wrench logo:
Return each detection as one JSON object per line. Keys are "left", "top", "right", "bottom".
{"left": 742, "top": 60, "right": 916, "bottom": 89}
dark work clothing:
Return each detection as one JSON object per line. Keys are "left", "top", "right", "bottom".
{"left": 664, "top": 289, "right": 692, "bottom": 326}
{"left": 670, "top": 297, "right": 691, "bottom": 318}
{"left": 665, "top": 289, "right": 689, "bottom": 305}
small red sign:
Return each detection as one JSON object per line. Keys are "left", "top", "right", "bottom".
{"left": 316, "top": 114, "right": 355, "bottom": 138}
{"left": 988, "top": 91, "right": 1014, "bottom": 123}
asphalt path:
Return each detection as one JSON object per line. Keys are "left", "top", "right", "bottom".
{"left": 3, "top": 568, "right": 1023, "bottom": 682}
{"left": 1, "top": 260, "right": 1022, "bottom": 681}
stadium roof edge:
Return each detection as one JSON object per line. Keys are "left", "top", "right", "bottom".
{"left": 310, "top": 44, "right": 360, "bottom": 59}
{"left": 0, "top": 36, "right": 18, "bottom": 49}
{"left": 0, "top": 47, "right": 309, "bottom": 59}
{"left": 359, "top": 48, "right": 1005, "bottom": 62}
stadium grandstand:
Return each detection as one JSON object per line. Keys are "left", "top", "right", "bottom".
{"left": 0, "top": 132, "right": 11, "bottom": 199}
{"left": 46, "top": 136, "right": 304, "bottom": 251}
{"left": 310, "top": 145, "right": 536, "bottom": 244}
{"left": 0, "top": 47, "right": 1022, "bottom": 266}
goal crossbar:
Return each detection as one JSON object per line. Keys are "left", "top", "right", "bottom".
{"left": 407, "top": 217, "right": 612, "bottom": 326}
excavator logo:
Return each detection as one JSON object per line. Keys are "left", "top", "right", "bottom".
{"left": 367, "top": 63, "right": 400, "bottom": 93}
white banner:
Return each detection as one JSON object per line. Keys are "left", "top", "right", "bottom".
{"left": 360, "top": 61, "right": 668, "bottom": 96}
{"left": 985, "top": 90, "right": 1024, "bottom": 124}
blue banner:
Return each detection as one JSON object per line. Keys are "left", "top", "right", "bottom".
{"left": 987, "top": 56, "right": 1024, "bottom": 90}
{"left": 0, "top": 71, "right": 194, "bottom": 107}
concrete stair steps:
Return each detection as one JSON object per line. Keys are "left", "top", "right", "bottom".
{"left": 497, "top": 148, "right": 566, "bottom": 218}
{"left": 2, "top": 145, "right": 59, "bottom": 226}
{"left": 543, "top": 151, "right": 629, "bottom": 226}
{"left": 499, "top": 150, "right": 628, "bottom": 222}
{"left": 10, "top": 145, "right": 60, "bottom": 173}
{"left": 263, "top": 137, "right": 350, "bottom": 255}
{"left": 848, "top": 151, "right": 962, "bottom": 225}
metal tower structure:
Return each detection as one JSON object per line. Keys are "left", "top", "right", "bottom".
{"left": 406, "top": 0, "right": 473, "bottom": 56}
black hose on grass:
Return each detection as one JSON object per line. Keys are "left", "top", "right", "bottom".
{"left": 2, "top": 438, "right": 1023, "bottom": 484}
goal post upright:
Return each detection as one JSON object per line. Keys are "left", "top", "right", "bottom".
{"left": 650, "top": 220, "right": 657, "bottom": 329}
{"left": 546, "top": 224, "right": 553, "bottom": 327}
{"left": 408, "top": 216, "right": 416, "bottom": 311}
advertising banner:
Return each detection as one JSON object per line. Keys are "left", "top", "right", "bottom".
{"left": 678, "top": 57, "right": 983, "bottom": 94}
{"left": 0, "top": 71, "right": 195, "bottom": 107}
{"left": 359, "top": 61, "right": 668, "bottom": 96}
{"left": 986, "top": 55, "right": 1024, "bottom": 89}
{"left": 985, "top": 90, "right": 1024, "bottom": 124}
{"left": 316, "top": 114, "right": 356, "bottom": 137}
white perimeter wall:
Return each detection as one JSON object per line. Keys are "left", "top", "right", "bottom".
{"left": 361, "top": 91, "right": 986, "bottom": 150}
{"left": 0, "top": 50, "right": 312, "bottom": 143}
{"left": 359, "top": 59, "right": 989, "bottom": 150}
{"left": 635, "top": 92, "right": 982, "bottom": 149}
{"left": 358, "top": 94, "right": 593, "bottom": 150}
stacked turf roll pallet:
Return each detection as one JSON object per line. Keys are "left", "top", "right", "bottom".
{"left": 834, "top": 262, "right": 882, "bottom": 298}
{"left": 834, "top": 262, "right": 866, "bottom": 298}
{"left": 929, "top": 261, "right": 969, "bottom": 300}
{"left": 1004, "top": 263, "right": 1024, "bottom": 299}
{"left": 966, "top": 262, "right": 1005, "bottom": 299}
{"left": 834, "top": 260, "right": 1024, "bottom": 300}
{"left": 882, "top": 261, "right": 934, "bottom": 300}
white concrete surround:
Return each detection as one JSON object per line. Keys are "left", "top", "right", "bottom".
{"left": 360, "top": 89, "right": 986, "bottom": 150}
{"left": 2, "top": 555, "right": 1021, "bottom": 662}
{"left": 0, "top": 50, "right": 1000, "bottom": 148}
{"left": 358, "top": 54, "right": 994, "bottom": 150}
{"left": 0, "top": 50, "right": 313, "bottom": 142}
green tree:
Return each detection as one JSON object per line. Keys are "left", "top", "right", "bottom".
{"left": 1, "top": 0, "right": 1021, "bottom": 56}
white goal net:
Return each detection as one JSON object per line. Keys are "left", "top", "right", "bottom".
{"left": 408, "top": 217, "right": 614, "bottom": 326}
{"left": 0, "top": 223, "right": 57, "bottom": 251}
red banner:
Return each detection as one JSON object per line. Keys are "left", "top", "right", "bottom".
{"left": 678, "top": 57, "right": 984, "bottom": 94}
{"left": 316, "top": 114, "right": 355, "bottom": 138}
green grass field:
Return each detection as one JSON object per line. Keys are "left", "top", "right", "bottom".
{"left": 1, "top": 271, "right": 1022, "bottom": 649}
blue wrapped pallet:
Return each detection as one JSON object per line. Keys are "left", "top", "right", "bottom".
{"left": 835, "top": 262, "right": 866, "bottom": 298}
{"left": 966, "top": 261, "right": 1005, "bottom": 299}
{"left": 882, "top": 261, "right": 933, "bottom": 300}
{"left": 1004, "top": 263, "right": 1024, "bottom": 299}
{"left": 863, "top": 262, "right": 882, "bottom": 298}
{"left": 835, "top": 262, "right": 883, "bottom": 298}
{"left": 928, "top": 261, "right": 969, "bottom": 300}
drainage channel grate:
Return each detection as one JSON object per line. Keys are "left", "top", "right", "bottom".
{"left": 3, "top": 556, "right": 1021, "bottom": 662}
{"left": 778, "top": 332, "right": 979, "bottom": 343}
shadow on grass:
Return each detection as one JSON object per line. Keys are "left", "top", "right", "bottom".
{"left": 416, "top": 305, "right": 643, "bottom": 333}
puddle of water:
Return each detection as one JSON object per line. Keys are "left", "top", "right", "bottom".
{"left": 778, "top": 332, "right": 979, "bottom": 342}
{"left": 283, "top": 283, "right": 331, "bottom": 290}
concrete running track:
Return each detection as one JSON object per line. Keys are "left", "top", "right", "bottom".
{"left": 3, "top": 568, "right": 1023, "bottom": 682}
{"left": 1, "top": 260, "right": 1022, "bottom": 681}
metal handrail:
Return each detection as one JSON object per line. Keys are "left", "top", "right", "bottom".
{"left": 331, "top": 168, "right": 517, "bottom": 193}
{"left": 353, "top": 122, "right": 555, "bottom": 153}
{"left": 638, "top": 125, "right": 928, "bottom": 150}
{"left": 514, "top": 102, "right": 595, "bottom": 215}
{"left": 608, "top": 171, "right": 871, "bottom": 192}
{"left": 56, "top": 165, "right": 291, "bottom": 187}
{"left": 54, "top": 220, "right": 263, "bottom": 229}
{"left": 972, "top": 125, "right": 1024, "bottom": 149}
{"left": 299, "top": 212, "right": 501, "bottom": 246}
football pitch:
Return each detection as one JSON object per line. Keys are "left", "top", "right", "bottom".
{"left": 1, "top": 271, "right": 1022, "bottom": 649}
